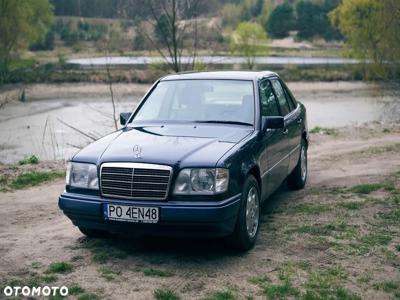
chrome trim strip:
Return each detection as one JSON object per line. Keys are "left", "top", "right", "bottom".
{"left": 102, "top": 186, "right": 133, "bottom": 191}
{"left": 261, "top": 144, "right": 301, "bottom": 178}
{"left": 100, "top": 162, "right": 173, "bottom": 200}
{"left": 101, "top": 162, "right": 172, "bottom": 170}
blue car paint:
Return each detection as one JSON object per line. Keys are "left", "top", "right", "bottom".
{"left": 59, "top": 71, "right": 307, "bottom": 237}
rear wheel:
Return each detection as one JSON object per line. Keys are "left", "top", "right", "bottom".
{"left": 78, "top": 227, "right": 109, "bottom": 238}
{"left": 287, "top": 140, "right": 307, "bottom": 190}
{"left": 229, "top": 175, "right": 260, "bottom": 251}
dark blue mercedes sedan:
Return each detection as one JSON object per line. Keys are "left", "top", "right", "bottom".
{"left": 59, "top": 71, "right": 308, "bottom": 250}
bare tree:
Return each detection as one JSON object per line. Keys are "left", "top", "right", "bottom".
{"left": 140, "top": 0, "right": 201, "bottom": 72}
{"left": 104, "top": 54, "right": 118, "bottom": 130}
{"left": 100, "top": 28, "right": 120, "bottom": 131}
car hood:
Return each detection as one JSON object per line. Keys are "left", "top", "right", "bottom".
{"left": 73, "top": 124, "right": 253, "bottom": 167}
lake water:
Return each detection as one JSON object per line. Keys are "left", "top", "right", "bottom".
{"left": 68, "top": 56, "right": 359, "bottom": 68}
{"left": 0, "top": 82, "right": 398, "bottom": 163}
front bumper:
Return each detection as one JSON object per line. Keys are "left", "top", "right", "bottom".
{"left": 58, "top": 192, "right": 242, "bottom": 237}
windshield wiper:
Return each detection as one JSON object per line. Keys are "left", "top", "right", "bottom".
{"left": 194, "top": 120, "right": 253, "bottom": 126}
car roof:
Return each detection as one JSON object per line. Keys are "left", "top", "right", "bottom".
{"left": 160, "top": 71, "right": 278, "bottom": 81}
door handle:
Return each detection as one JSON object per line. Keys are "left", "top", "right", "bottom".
{"left": 297, "top": 118, "right": 302, "bottom": 124}
{"left": 283, "top": 128, "right": 289, "bottom": 135}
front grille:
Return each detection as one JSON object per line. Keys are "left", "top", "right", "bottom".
{"left": 100, "top": 163, "right": 172, "bottom": 200}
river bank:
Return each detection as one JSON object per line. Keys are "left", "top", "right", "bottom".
{"left": 0, "top": 81, "right": 399, "bottom": 164}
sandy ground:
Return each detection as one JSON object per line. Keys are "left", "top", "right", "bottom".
{"left": 0, "top": 124, "right": 399, "bottom": 300}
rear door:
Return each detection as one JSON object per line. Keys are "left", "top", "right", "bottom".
{"left": 258, "top": 79, "right": 289, "bottom": 199}
{"left": 270, "top": 78, "right": 302, "bottom": 173}
{"left": 281, "top": 80, "right": 303, "bottom": 171}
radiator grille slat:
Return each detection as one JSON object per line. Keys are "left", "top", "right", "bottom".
{"left": 100, "top": 163, "right": 172, "bottom": 200}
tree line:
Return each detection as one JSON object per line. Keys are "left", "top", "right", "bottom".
{"left": 267, "top": 0, "right": 342, "bottom": 40}
{"left": 50, "top": 0, "right": 233, "bottom": 19}
{"left": 0, "top": 0, "right": 399, "bottom": 81}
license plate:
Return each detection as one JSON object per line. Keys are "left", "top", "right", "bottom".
{"left": 104, "top": 204, "right": 159, "bottom": 223}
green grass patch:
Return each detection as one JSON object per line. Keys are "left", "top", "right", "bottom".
{"left": 71, "top": 255, "right": 84, "bottom": 261}
{"left": 303, "top": 287, "right": 361, "bottom": 300}
{"left": 377, "top": 209, "right": 400, "bottom": 224}
{"left": 391, "top": 194, "right": 400, "bottom": 205}
{"left": 350, "top": 183, "right": 395, "bottom": 194}
{"left": 286, "top": 221, "right": 357, "bottom": 239}
{"left": 18, "top": 155, "right": 39, "bottom": 165}
{"left": 69, "top": 284, "right": 85, "bottom": 295}
{"left": 309, "top": 127, "right": 338, "bottom": 136}
{"left": 249, "top": 264, "right": 301, "bottom": 298}
{"left": 202, "top": 291, "right": 236, "bottom": 300}
{"left": 304, "top": 267, "right": 350, "bottom": 299}
{"left": 42, "top": 274, "right": 57, "bottom": 283}
{"left": 154, "top": 288, "right": 180, "bottom": 300}
{"left": 373, "top": 281, "right": 400, "bottom": 292}
{"left": 143, "top": 268, "right": 174, "bottom": 277}
{"left": 347, "top": 243, "right": 370, "bottom": 256}
{"left": 357, "top": 274, "right": 372, "bottom": 284}
{"left": 98, "top": 266, "right": 121, "bottom": 281}
{"left": 360, "top": 233, "right": 392, "bottom": 246}
{"left": 262, "top": 280, "right": 300, "bottom": 299}
{"left": 10, "top": 171, "right": 64, "bottom": 189}
{"left": 339, "top": 201, "right": 365, "bottom": 210}
{"left": 46, "top": 262, "right": 73, "bottom": 274}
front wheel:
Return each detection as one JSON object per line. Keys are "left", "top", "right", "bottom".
{"left": 228, "top": 175, "right": 260, "bottom": 251}
{"left": 287, "top": 141, "right": 307, "bottom": 190}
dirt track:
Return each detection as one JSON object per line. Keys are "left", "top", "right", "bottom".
{"left": 0, "top": 124, "right": 399, "bottom": 300}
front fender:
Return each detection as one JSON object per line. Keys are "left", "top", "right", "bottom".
{"left": 216, "top": 133, "right": 260, "bottom": 195}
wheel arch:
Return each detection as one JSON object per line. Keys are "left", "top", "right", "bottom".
{"left": 247, "top": 165, "right": 261, "bottom": 189}
{"left": 302, "top": 130, "right": 309, "bottom": 148}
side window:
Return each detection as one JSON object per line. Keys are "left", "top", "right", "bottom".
{"left": 271, "top": 79, "right": 290, "bottom": 116}
{"left": 259, "top": 80, "right": 280, "bottom": 117}
{"left": 283, "top": 88, "right": 294, "bottom": 111}
{"left": 281, "top": 82, "right": 297, "bottom": 111}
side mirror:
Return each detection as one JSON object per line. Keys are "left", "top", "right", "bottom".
{"left": 120, "top": 112, "right": 131, "bottom": 126}
{"left": 262, "top": 116, "right": 284, "bottom": 131}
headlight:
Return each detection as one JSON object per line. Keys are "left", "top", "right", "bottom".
{"left": 173, "top": 168, "right": 229, "bottom": 195}
{"left": 66, "top": 162, "right": 99, "bottom": 190}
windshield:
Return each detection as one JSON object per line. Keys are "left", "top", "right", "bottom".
{"left": 133, "top": 79, "right": 255, "bottom": 125}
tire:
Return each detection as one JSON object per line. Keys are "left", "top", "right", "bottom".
{"left": 228, "top": 175, "right": 260, "bottom": 251}
{"left": 287, "top": 140, "right": 307, "bottom": 190}
{"left": 78, "top": 227, "right": 109, "bottom": 238}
